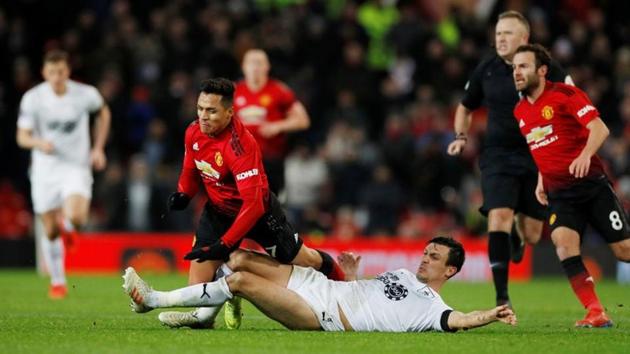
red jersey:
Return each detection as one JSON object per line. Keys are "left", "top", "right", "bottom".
{"left": 234, "top": 79, "right": 296, "bottom": 159}
{"left": 177, "top": 118, "right": 269, "bottom": 247}
{"left": 514, "top": 81, "right": 605, "bottom": 193}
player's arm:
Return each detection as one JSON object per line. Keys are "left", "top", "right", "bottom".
{"left": 446, "top": 104, "right": 473, "bottom": 156}
{"left": 259, "top": 101, "right": 310, "bottom": 138}
{"left": 169, "top": 128, "right": 200, "bottom": 211}
{"left": 16, "top": 128, "right": 54, "bottom": 153}
{"left": 569, "top": 117, "right": 609, "bottom": 178}
{"left": 446, "top": 304, "right": 517, "bottom": 331}
{"left": 90, "top": 104, "right": 111, "bottom": 171}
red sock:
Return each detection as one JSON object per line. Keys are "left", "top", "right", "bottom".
{"left": 568, "top": 271, "right": 603, "bottom": 312}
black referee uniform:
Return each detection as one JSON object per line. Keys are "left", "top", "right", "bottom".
{"left": 462, "top": 54, "right": 567, "bottom": 219}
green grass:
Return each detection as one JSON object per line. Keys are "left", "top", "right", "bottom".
{"left": 1, "top": 270, "right": 629, "bottom": 354}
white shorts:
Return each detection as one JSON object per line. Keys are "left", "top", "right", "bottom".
{"left": 31, "top": 164, "right": 93, "bottom": 213}
{"left": 286, "top": 266, "right": 345, "bottom": 332}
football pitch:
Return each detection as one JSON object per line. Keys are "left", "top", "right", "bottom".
{"left": 1, "top": 270, "right": 629, "bottom": 354}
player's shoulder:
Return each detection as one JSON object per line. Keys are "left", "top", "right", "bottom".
{"left": 268, "top": 78, "right": 294, "bottom": 93}
{"left": 184, "top": 120, "right": 200, "bottom": 138}
{"left": 67, "top": 79, "right": 97, "bottom": 93}
{"left": 227, "top": 118, "right": 257, "bottom": 155}
{"left": 473, "top": 52, "right": 501, "bottom": 73}
{"left": 547, "top": 81, "right": 580, "bottom": 98}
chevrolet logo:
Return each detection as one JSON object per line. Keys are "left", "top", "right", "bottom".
{"left": 194, "top": 159, "right": 220, "bottom": 179}
{"left": 526, "top": 125, "right": 553, "bottom": 143}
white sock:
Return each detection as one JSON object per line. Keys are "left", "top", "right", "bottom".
{"left": 191, "top": 265, "right": 234, "bottom": 324}
{"left": 147, "top": 277, "right": 233, "bottom": 308}
{"left": 42, "top": 237, "right": 66, "bottom": 286}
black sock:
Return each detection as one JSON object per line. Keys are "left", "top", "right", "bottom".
{"left": 488, "top": 231, "right": 510, "bottom": 301}
{"left": 561, "top": 255, "right": 586, "bottom": 278}
{"left": 510, "top": 223, "right": 521, "bottom": 250}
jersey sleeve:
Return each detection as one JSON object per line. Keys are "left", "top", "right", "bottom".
{"left": 85, "top": 86, "right": 105, "bottom": 113}
{"left": 430, "top": 300, "right": 455, "bottom": 332}
{"left": 177, "top": 126, "right": 200, "bottom": 196}
{"left": 460, "top": 60, "right": 486, "bottom": 110}
{"left": 276, "top": 81, "right": 297, "bottom": 112}
{"left": 564, "top": 88, "right": 600, "bottom": 127}
{"left": 220, "top": 130, "right": 267, "bottom": 247}
{"left": 17, "top": 91, "right": 37, "bottom": 130}
{"left": 548, "top": 60, "right": 568, "bottom": 83}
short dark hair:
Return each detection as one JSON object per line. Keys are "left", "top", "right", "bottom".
{"left": 498, "top": 10, "right": 530, "bottom": 34}
{"left": 429, "top": 236, "right": 465, "bottom": 277}
{"left": 199, "top": 78, "right": 235, "bottom": 108}
{"left": 515, "top": 43, "right": 552, "bottom": 70}
{"left": 43, "top": 50, "right": 69, "bottom": 64}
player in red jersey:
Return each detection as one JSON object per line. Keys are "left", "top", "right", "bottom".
{"left": 513, "top": 44, "right": 630, "bottom": 328}
{"left": 234, "top": 49, "right": 310, "bottom": 194}
{"left": 158, "top": 78, "right": 344, "bottom": 330}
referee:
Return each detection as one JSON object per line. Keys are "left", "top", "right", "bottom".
{"left": 447, "top": 11, "right": 573, "bottom": 307}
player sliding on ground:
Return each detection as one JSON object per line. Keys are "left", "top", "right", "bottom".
{"left": 123, "top": 237, "right": 517, "bottom": 332}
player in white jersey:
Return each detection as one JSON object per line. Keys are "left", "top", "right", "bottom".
{"left": 16, "top": 50, "right": 111, "bottom": 299}
{"left": 123, "top": 237, "right": 517, "bottom": 332}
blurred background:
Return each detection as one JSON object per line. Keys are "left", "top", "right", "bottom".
{"left": 1, "top": 0, "right": 630, "bottom": 278}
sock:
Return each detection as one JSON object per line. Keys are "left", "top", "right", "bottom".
{"left": 63, "top": 217, "right": 76, "bottom": 232}
{"left": 193, "top": 264, "right": 234, "bottom": 324}
{"left": 42, "top": 236, "right": 66, "bottom": 286}
{"left": 561, "top": 256, "right": 603, "bottom": 312}
{"left": 488, "top": 231, "right": 510, "bottom": 301}
{"left": 510, "top": 223, "right": 522, "bottom": 249}
{"left": 147, "top": 277, "right": 233, "bottom": 308}
{"left": 316, "top": 250, "right": 346, "bottom": 281}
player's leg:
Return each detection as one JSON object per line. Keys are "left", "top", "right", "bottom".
{"left": 550, "top": 197, "right": 612, "bottom": 328}
{"left": 480, "top": 169, "right": 520, "bottom": 306}
{"left": 39, "top": 209, "right": 68, "bottom": 299}
{"left": 252, "top": 193, "right": 346, "bottom": 280}
{"left": 62, "top": 194, "right": 90, "bottom": 230}
{"left": 59, "top": 167, "right": 93, "bottom": 249}
{"left": 159, "top": 206, "right": 226, "bottom": 329}
{"left": 487, "top": 207, "right": 515, "bottom": 306}
{"left": 226, "top": 271, "right": 320, "bottom": 330}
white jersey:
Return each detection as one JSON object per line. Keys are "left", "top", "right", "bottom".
{"left": 334, "top": 269, "right": 453, "bottom": 332}
{"left": 17, "top": 80, "right": 103, "bottom": 174}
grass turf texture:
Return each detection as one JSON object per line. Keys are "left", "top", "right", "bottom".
{"left": 1, "top": 270, "right": 629, "bottom": 354}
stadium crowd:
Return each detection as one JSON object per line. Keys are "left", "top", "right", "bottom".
{"left": 1, "top": 0, "right": 630, "bottom": 240}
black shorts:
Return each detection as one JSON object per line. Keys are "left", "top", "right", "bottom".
{"left": 479, "top": 148, "right": 545, "bottom": 219}
{"left": 548, "top": 177, "right": 630, "bottom": 243}
{"left": 193, "top": 193, "right": 303, "bottom": 263}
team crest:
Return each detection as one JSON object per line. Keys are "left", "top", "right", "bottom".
{"left": 384, "top": 283, "right": 408, "bottom": 301}
{"left": 549, "top": 213, "right": 557, "bottom": 226}
{"left": 541, "top": 105, "right": 554, "bottom": 120}
{"left": 259, "top": 94, "right": 272, "bottom": 107}
{"left": 215, "top": 151, "right": 223, "bottom": 166}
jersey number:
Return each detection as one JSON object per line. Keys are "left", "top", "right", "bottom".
{"left": 609, "top": 211, "right": 623, "bottom": 231}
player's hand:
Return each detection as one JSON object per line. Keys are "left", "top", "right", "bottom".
{"left": 258, "top": 122, "right": 282, "bottom": 138}
{"left": 184, "top": 239, "right": 231, "bottom": 262}
{"left": 493, "top": 304, "right": 517, "bottom": 326}
{"left": 90, "top": 148, "right": 107, "bottom": 171}
{"left": 535, "top": 180, "right": 548, "bottom": 206}
{"left": 569, "top": 153, "right": 591, "bottom": 178}
{"left": 38, "top": 140, "right": 54, "bottom": 154}
{"left": 337, "top": 252, "right": 361, "bottom": 281}
{"left": 167, "top": 192, "right": 191, "bottom": 211}
{"left": 447, "top": 139, "right": 466, "bottom": 156}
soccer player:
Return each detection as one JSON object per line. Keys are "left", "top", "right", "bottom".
{"left": 446, "top": 11, "right": 572, "bottom": 307}
{"left": 16, "top": 50, "right": 111, "bottom": 299}
{"left": 123, "top": 237, "right": 517, "bottom": 332}
{"left": 160, "top": 78, "right": 344, "bottom": 329}
{"left": 512, "top": 44, "right": 630, "bottom": 328}
{"left": 234, "top": 49, "right": 310, "bottom": 195}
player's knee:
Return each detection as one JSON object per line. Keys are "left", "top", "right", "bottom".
{"left": 227, "top": 249, "right": 251, "bottom": 271}
{"left": 613, "top": 242, "right": 630, "bottom": 262}
{"left": 67, "top": 214, "right": 87, "bottom": 229}
{"left": 225, "top": 271, "right": 251, "bottom": 294}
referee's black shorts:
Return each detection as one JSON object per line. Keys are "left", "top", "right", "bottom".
{"left": 479, "top": 148, "right": 546, "bottom": 220}
{"left": 193, "top": 192, "right": 303, "bottom": 264}
{"left": 548, "top": 176, "right": 630, "bottom": 244}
